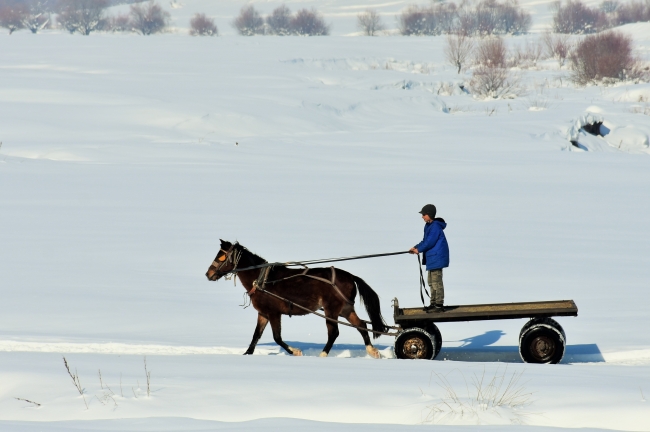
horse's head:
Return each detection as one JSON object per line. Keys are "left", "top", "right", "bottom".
{"left": 206, "top": 239, "right": 240, "bottom": 281}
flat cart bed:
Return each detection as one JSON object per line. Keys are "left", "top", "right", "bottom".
{"left": 393, "top": 299, "right": 578, "bottom": 324}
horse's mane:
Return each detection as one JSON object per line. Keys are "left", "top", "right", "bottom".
{"left": 234, "top": 242, "right": 268, "bottom": 266}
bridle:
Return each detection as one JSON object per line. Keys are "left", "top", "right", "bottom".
{"left": 210, "top": 244, "right": 242, "bottom": 279}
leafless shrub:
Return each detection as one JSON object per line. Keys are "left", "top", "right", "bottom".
{"left": 570, "top": 30, "right": 645, "bottom": 85}
{"left": 63, "top": 356, "right": 88, "bottom": 409}
{"left": 398, "top": 3, "right": 457, "bottom": 35}
{"left": 56, "top": 0, "right": 108, "bottom": 35}
{"left": 445, "top": 32, "right": 474, "bottom": 73}
{"left": 474, "top": 36, "right": 507, "bottom": 67}
{"left": 426, "top": 366, "right": 533, "bottom": 423}
{"left": 0, "top": 2, "right": 26, "bottom": 34}
{"left": 189, "top": 12, "right": 217, "bottom": 36}
{"left": 552, "top": 0, "right": 608, "bottom": 33}
{"left": 610, "top": 0, "right": 650, "bottom": 25}
{"left": 457, "top": 0, "right": 531, "bottom": 36}
{"left": 542, "top": 31, "right": 573, "bottom": 66}
{"left": 470, "top": 65, "right": 520, "bottom": 97}
{"left": 511, "top": 39, "right": 543, "bottom": 68}
{"left": 398, "top": 4, "right": 434, "bottom": 35}
{"left": 105, "top": 12, "right": 130, "bottom": 32}
{"left": 600, "top": 0, "right": 619, "bottom": 13}
{"left": 129, "top": 0, "right": 169, "bottom": 35}
{"left": 266, "top": 4, "right": 292, "bottom": 35}
{"left": 290, "top": 8, "right": 329, "bottom": 35}
{"left": 357, "top": 8, "right": 384, "bottom": 35}
{"left": 233, "top": 5, "right": 264, "bottom": 35}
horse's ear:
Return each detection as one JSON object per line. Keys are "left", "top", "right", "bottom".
{"left": 219, "top": 238, "right": 225, "bottom": 244}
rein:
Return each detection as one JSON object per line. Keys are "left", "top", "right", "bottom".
{"left": 227, "top": 250, "right": 411, "bottom": 274}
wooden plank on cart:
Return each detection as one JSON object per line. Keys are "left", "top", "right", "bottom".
{"left": 394, "top": 299, "right": 578, "bottom": 324}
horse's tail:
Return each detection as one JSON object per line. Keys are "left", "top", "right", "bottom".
{"left": 353, "top": 276, "right": 388, "bottom": 339}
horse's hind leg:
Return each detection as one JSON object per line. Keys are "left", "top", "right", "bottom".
{"left": 319, "top": 309, "right": 340, "bottom": 357}
{"left": 269, "top": 313, "right": 302, "bottom": 356}
{"left": 244, "top": 313, "right": 268, "bottom": 355}
{"left": 344, "top": 309, "right": 381, "bottom": 359}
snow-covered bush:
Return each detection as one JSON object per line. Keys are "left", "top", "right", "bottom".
{"left": 290, "top": 8, "right": 329, "bottom": 36}
{"left": 233, "top": 5, "right": 264, "bottom": 35}
{"left": 552, "top": 0, "right": 608, "bottom": 34}
{"left": 266, "top": 4, "right": 292, "bottom": 35}
{"left": 56, "top": 0, "right": 109, "bottom": 36}
{"left": 129, "top": 1, "right": 169, "bottom": 35}
{"left": 398, "top": 3, "right": 457, "bottom": 36}
{"left": 189, "top": 12, "right": 217, "bottom": 36}
{"left": 569, "top": 31, "right": 645, "bottom": 85}
{"left": 357, "top": 8, "right": 384, "bottom": 36}
{"left": 0, "top": 2, "right": 27, "bottom": 34}
{"left": 470, "top": 65, "right": 520, "bottom": 97}
{"left": 510, "top": 39, "right": 544, "bottom": 68}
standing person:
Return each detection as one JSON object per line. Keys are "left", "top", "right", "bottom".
{"left": 409, "top": 204, "right": 450, "bottom": 312}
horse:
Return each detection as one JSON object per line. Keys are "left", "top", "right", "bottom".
{"left": 205, "top": 240, "right": 388, "bottom": 358}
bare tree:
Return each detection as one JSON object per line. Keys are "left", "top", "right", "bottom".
{"left": 398, "top": 4, "right": 435, "bottom": 35}
{"left": 357, "top": 8, "right": 384, "bottom": 36}
{"left": 290, "top": 8, "right": 329, "bottom": 35}
{"left": 470, "top": 65, "right": 519, "bottom": 97}
{"left": 233, "top": 5, "right": 264, "bottom": 35}
{"left": 56, "top": 0, "right": 108, "bottom": 35}
{"left": 189, "top": 12, "right": 217, "bottom": 36}
{"left": 21, "top": 0, "right": 50, "bottom": 33}
{"left": 129, "top": 0, "right": 169, "bottom": 35}
{"left": 266, "top": 4, "right": 292, "bottom": 35}
{"left": 0, "top": 3, "right": 27, "bottom": 34}
{"left": 445, "top": 32, "right": 474, "bottom": 73}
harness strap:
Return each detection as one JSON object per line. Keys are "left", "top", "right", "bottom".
{"left": 264, "top": 267, "right": 353, "bottom": 306}
{"left": 252, "top": 286, "right": 398, "bottom": 337}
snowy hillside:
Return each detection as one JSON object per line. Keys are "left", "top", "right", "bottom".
{"left": 1, "top": 0, "right": 650, "bottom": 430}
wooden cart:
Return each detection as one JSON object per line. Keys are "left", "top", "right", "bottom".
{"left": 392, "top": 298, "right": 579, "bottom": 364}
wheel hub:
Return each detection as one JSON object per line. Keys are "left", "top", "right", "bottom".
{"left": 530, "top": 335, "right": 555, "bottom": 361}
{"left": 402, "top": 337, "right": 427, "bottom": 359}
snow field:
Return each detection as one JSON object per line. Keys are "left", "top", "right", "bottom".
{"left": 1, "top": 4, "right": 650, "bottom": 430}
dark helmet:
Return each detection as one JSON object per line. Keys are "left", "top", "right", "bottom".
{"left": 419, "top": 204, "right": 437, "bottom": 218}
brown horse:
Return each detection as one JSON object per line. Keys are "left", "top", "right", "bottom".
{"left": 205, "top": 240, "right": 387, "bottom": 358}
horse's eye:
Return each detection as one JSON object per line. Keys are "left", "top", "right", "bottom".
{"left": 218, "top": 255, "right": 226, "bottom": 262}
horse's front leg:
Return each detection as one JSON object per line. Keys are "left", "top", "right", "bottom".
{"left": 244, "top": 313, "right": 268, "bottom": 355}
{"left": 319, "top": 308, "right": 340, "bottom": 357}
{"left": 269, "top": 313, "right": 302, "bottom": 356}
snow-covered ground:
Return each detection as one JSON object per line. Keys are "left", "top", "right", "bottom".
{"left": 1, "top": 0, "right": 650, "bottom": 430}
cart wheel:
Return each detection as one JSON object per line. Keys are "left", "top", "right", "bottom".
{"left": 394, "top": 328, "right": 436, "bottom": 360}
{"left": 519, "top": 318, "right": 566, "bottom": 364}
{"left": 425, "top": 323, "right": 443, "bottom": 359}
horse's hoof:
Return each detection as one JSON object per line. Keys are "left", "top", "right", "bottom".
{"left": 319, "top": 351, "right": 328, "bottom": 358}
{"left": 290, "top": 347, "right": 303, "bottom": 356}
{"left": 366, "top": 346, "right": 381, "bottom": 359}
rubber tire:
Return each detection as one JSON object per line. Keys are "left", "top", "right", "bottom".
{"left": 519, "top": 318, "right": 566, "bottom": 364}
{"left": 394, "top": 328, "right": 436, "bottom": 360}
{"left": 425, "top": 323, "right": 443, "bottom": 359}
{"left": 519, "top": 317, "right": 565, "bottom": 342}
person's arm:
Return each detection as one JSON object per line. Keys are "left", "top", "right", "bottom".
{"left": 414, "top": 225, "right": 441, "bottom": 254}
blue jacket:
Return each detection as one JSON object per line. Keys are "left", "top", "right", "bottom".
{"left": 414, "top": 219, "right": 450, "bottom": 271}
